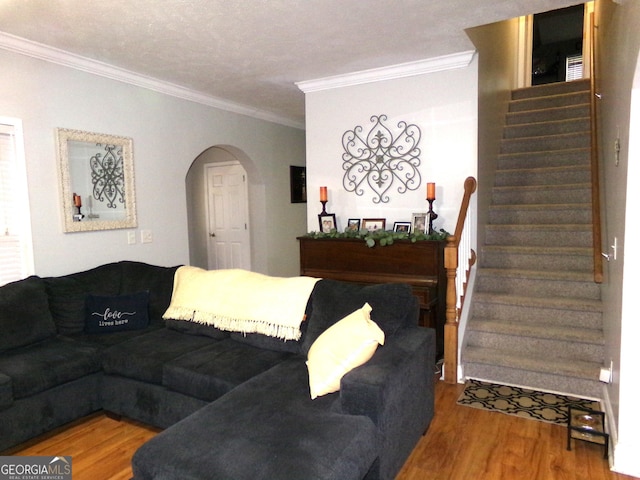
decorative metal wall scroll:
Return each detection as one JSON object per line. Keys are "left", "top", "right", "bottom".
{"left": 91, "top": 143, "right": 125, "bottom": 209}
{"left": 342, "top": 114, "right": 422, "bottom": 204}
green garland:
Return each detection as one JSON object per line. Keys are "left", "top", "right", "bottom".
{"left": 303, "top": 228, "right": 450, "bottom": 248}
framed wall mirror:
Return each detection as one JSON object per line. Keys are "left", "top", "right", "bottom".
{"left": 56, "top": 128, "right": 137, "bottom": 232}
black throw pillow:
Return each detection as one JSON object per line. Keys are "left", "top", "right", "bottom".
{"left": 85, "top": 291, "right": 150, "bottom": 333}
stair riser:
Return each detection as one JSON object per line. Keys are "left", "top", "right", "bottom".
{"left": 476, "top": 275, "right": 601, "bottom": 300}
{"left": 504, "top": 118, "right": 590, "bottom": 139}
{"left": 466, "top": 331, "right": 603, "bottom": 362}
{"left": 506, "top": 105, "right": 590, "bottom": 125}
{"left": 492, "top": 187, "right": 591, "bottom": 205}
{"left": 495, "top": 168, "right": 590, "bottom": 187}
{"left": 489, "top": 208, "right": 591, "bottom": 225}
{"left": 463, "top": 363, "right": 602, "bottom": 399}
{"left": 509, "top": 92, "right": 591, "bottom": 112}
{"left": 500, "top": 134, "right": 590, "bottom": 154}
{"left": 498, "top": 150, "right": 589, "bottom": 170}
{"left": 485, "top": 228, "right": 592, "bottom": 247}
{"left": 511, "top": 80, "right": 590, "bottom": 100}
{"left": 471, "top": 301, "right": 602, "bottom": 329}
{"left": 480, "top": 251, "right": 593, "bottom": 272}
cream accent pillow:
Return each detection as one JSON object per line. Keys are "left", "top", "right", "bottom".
{"left": 306, "top": 303, "right": 385, "bottom": 399}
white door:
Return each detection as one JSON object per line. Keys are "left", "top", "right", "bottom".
{"left": 205, "top": 162, "right": 251, "bottom": 270}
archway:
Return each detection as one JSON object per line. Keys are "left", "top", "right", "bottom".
{"left": 185, "top": 146, "right": 266, "bottom": 271}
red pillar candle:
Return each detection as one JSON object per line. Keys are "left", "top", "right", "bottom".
{"left": 74, "top": 194, "right": 82, "bottom": 207}
{"left": 426, "top": 183, "right": 436, "bottom": 201}
{"left": 319, "top": 186, "right": 328, "bottom": 202}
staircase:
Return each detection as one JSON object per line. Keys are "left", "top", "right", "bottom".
{"left": 462, "top": 79, "right": 604, "bottom": 399}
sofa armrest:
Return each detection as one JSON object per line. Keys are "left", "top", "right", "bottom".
{"left": 0, "top": 371, "right": 12, "bottom": 411}
{"left": 339, "top": 326, "right": 435, "bottom": 480}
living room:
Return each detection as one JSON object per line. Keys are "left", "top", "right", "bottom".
{"left": 1, "top": 0, "right": 639, "bottom": 477}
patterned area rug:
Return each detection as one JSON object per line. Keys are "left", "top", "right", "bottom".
{"left": 457, "top": 379, "right": 601, "bottom": 425}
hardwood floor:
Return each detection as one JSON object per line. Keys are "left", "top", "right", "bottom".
{"left": 396, "top": 380, "right": 638, "bottom": 480}
{"left": 5, "top": 380, "right": 638, "bottom": 480}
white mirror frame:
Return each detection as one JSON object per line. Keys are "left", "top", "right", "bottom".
{"left": 56, "top": 128, "right": 137, "bottom": 232}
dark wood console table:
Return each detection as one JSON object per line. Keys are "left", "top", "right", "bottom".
{"left": 298, "top": 237, "right": 446, "bottom": 357}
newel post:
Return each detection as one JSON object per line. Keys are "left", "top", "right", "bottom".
{"left": 444, "top": 235, "right": 458, "bottom": 384}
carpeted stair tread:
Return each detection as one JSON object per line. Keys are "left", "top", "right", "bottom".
{"left": 489, "top": 203, "right": 591, "bottom": 211}
{"left": 491, "top": 183, "right": 591, "bottom": 205}
{"left": 467, "top": 318, "right": 604, "bottom": 345}
{"left": 476, "top": 267, "right": 601, "bottom": 301}
{"left": 492, "top": 182, "right": 590, "bottom": 192}
{"left": 480, "top": 245, "right": 594, "bottom": 272}
{"left": 472, "top": 292, "right": 603, "bottom": 313}
{"left": 485, "top": 224, "right": 593, "bottom": 248}
{"left": 481, "top": 245, "right": 592, "bottom": 256}
{"left": 495, "top": 164, "right": 589, "bottom": 176}
{"left": 478, "top": 267, "right": 594, "bottom": 282}
{"left": 488, "top": 203, "right": 592, "bottom": 224}
{"left": 500, "top": 132, "right": 590, "bottom": 154}
{"left": 498, "top": 147, "right": 590, "bottom": 166}
{"left": 485, "top": 223, "right": 591, "bottom": 232}
{"left": 508, "top": 91, "right": 591, "bottom": 113}
{"left": 463, "top": 345, "right": 600, "bottom": 381}
{"left": 505, "top": 104, "right": 590, "bottom": 126}
{"left": 494, "top": 169, "right": 591, "bottom": 188}
{"left": 511, "top": 79, "right": 590, "bottom": 100}
{"left": 503, "top": 117, "right": 590, "bottom": 138}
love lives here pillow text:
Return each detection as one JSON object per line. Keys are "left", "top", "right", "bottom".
{"left": 85, "top": 291, "right": 150, "bottom": 333}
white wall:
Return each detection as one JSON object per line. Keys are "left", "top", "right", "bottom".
{"left": 0, "top": 48, "right": 306, "bottom": 277}
{"left": 304, "top": 61, "right": 478, "bottom": 235}
{"left": 595, "top": 0, "right": 640, "bottom": 475}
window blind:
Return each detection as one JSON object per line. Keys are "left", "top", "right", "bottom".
{"left": 0, "top": 119, "right": 33, "bottom": 286}
{"left": 566, "top": 54, "right": 584, "bottom": 82}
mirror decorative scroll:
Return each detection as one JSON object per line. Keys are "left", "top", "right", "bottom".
{"left": 56, "top": 128, "right": 137, "bottom": 232}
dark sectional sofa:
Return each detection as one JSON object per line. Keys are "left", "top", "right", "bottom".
{"left": 0, "top": 261, "right": 435, "bottom": 480}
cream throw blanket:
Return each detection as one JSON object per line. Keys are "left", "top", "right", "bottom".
{"left": 163, "top": 266, "right": 320, "bottom": 341}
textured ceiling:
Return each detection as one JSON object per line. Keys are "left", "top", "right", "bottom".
{"left": 0, "top": 0, "right": 583, "bottom": 127}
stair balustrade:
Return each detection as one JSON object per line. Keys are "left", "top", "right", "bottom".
{"left": 444, "top": 176, "right": 477, "bottom": 384}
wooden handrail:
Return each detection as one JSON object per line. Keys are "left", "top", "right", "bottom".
{"left": 443, "top": 176, "right": 477, "bottom": 384}
{"left": 589, "top": 11, "right": 603, "bottom": 284}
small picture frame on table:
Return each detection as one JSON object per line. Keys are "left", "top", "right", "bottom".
{"left": 318, "top": 213, "right": 337, "bottom": 233}
{"left": 362, "top": 218, "right": 386, "bottom": 232}
{"left": 411, "top": 213, "right": 428, "bottom": 234}
{"left": 393, "top": 222, "right": 412, "bottom": 233}
{"left": 346, "top": 218, "right": 361, "bottom": 232}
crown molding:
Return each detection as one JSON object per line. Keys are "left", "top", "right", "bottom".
{"left": 296, "top": 50, "right": 476, "bottom": 93}
{"left": 0, "top": 32, "right": 304, "bottom": 130}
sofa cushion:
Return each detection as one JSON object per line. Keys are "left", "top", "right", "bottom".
{"left": 0, "top": 276, "right": 57, "bottom": 352}
{"left": 102, "top": 328, "right": 216, "bottom": 385}
{"left": 119, "top": 261, "right": 179, "bottom": 322}
{"left": 230, "top": 332, "right": 301, "bottom": 354}
{"left": 65, "top": 324, "right": 164, "bottom": 349}
{"left": 0, "top": 336, "right": 101, "bottom": 399}
{"left": 301, "top": 279, "right": 418, "bottom": 355}
{"left": 306, "top": 303, "right": 384, "bottom": 399}
{"left": 44, "top": 264, "right": 122, "bottom": 335}
{"left": 164, "top": 318, "right": 229, "bottom": 340}
{"left": 0, "top": 372, "right": 11, "bottom": 410}
{"left": 133, "top": 358, "right": 378, "bottom": 480}
{"left": 85, "top": 291, "right": 150, "bottom": 333}
{"left": 163, "top": 338, "right": 291, "bottom": 401}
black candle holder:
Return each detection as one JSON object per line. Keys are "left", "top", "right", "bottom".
{"left": 73, "top": 205, "right": 84, "bottom": 222}
{"left": 427, "top": 199, "right": 438, "bottom": 234}
{"left": 320, "top": 200, "right": 328, "bottom": 215}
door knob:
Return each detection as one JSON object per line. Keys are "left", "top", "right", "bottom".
{"left": 209, "top": 232, "right": 216, "bottom": 237}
